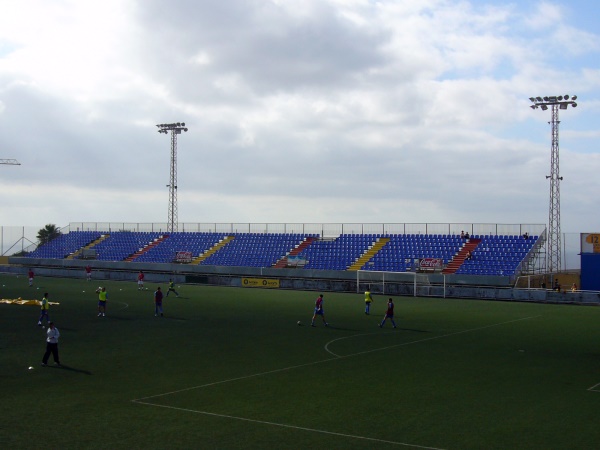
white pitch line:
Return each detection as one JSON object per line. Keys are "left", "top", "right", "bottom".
{"left": 131, "top": 315, "right": 539, "bottom": 448}
{"left": 132, "top": 356, "right": 338, "bottom": 402}
{"left": 113, "top": 301, "right": 129, "bottom": 312}
{"left": 587, "top": 382, "right": 600, "bottom": 392}
{"left": 132, "top": 400, "right": 447, "bottom": 450}
{"left": 133, "top": 316, "right": 541, "bottom": 403}
{"left": 324, "top": 315, "right": 541, "bottom": 358}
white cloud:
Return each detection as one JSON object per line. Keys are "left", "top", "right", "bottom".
{"left": 0, "top": 0, "right": 598, "bottom": 243}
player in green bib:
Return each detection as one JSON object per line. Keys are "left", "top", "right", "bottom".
{"left": 97, "top": 287, "right": 108, "bottom": 317}
{"left": 37, "top": 292, "right": 50, "bottom": 326}
{"left": 166, "top": 279, "right": 179, "bottom": 297}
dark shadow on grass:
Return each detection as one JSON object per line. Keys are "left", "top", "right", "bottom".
{"left": 319, "top": 325, "right": 361, "bottom": 332}
{"left": 397, "top": 328, "right": 430, "bottom": 333}
{"left": 160, "top": 316, "right": 187, "bottom": 321}
{"left": 47, "top": 365, "right": 92, "bottom": 375}
{"left": 100, "top": 315, "right": 133, "bottom": 321}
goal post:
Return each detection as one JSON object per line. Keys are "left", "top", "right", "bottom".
{"left": 356, "top": 270, "right": 418, "bottom": 297}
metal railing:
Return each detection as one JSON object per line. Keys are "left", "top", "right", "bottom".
{"left": 63, "top": 222, "right": 546, "bottom": 238}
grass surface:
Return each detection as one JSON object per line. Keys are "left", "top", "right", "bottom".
{"left": 1, "top": 273, "right": 599, "bottom": 449}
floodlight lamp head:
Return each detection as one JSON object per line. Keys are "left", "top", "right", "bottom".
{"left": 543, "top": 96, "right": 549, "bottom": 101}
{"left": 530, "top": 105, "right": 537, "bottom": 109}
{"left": 536, "top": 97, "right": 543, "bottom": 102}
{"left": 541, "top": 105, "right": 548, "bottom": 110}
{"left": 529, "top": 97, "right": 536, "bottom": 102}
{"left": 183, "top": 128, "right": 188, "bottom": 132}
{"left": 564, "top": 95, "right": 570, "bottom": 100}
{"left": 572, "top": 95, "right": 577, "bottom": 101}
{"left": 559, "top": 103, "right": 568, "bottom": 110}
{"left": 181, "top": 122, "right": 186, "bottom": 127}
{"left": 572, "top": 102, "right": 577, "bottom": 107}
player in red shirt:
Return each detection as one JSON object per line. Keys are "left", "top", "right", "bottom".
{"left": 379, "top": 298, "right": 397, "bottom": 328}
{"left": 311, "top": 294, "right": 329, "bottom": 327}
{"left": 137, "top": 271, "right": 145, "bottom": 290}
{"left": 85, "top": 265, "right": 92, "bottom": 281}
{"left": 28, "top": 269, "right": 34, "bottom": 287}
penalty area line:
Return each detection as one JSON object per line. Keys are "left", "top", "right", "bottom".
{"left": 131, "top": 356, "right": 338, "bottom": 402}
{"left": 132, "top": 399, "right": 447, "bottom": 450}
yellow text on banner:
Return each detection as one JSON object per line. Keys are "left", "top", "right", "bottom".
{"left": 242, "top": 278, "right": 280, "bottom": 288}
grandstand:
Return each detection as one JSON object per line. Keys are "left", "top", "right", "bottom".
{"left": 19, "top": 225, "right": 544, "bottom": 278}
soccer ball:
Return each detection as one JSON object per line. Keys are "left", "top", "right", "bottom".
{"left": 297, "top": 321, "right": 302, "bottom": 326}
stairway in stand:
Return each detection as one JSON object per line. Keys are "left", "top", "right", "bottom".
{"left": 189, "top": 236, "right": 235, "bottom": 265}
{"left": 66, "top": 234, "right": 109, "bottom": 260}
{"left": 442, "top": 238, "right": 481, "bottom": 274}
{"left": 125, "top": 235, "right": 169, "bottom": 262}
{"left": 348, "top": 237, "right": 390, "bottom": 271}
{"left": 273, "top": 237, "right": 316, "bottom": 268}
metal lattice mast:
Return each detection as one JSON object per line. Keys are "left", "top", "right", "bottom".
{"left": 529, "top": 95, "right": 577, "bottom": 273}
{"left": 169, "top": 130, "right": 178, "bottom": 233}
{"left": 547, "top": 105, "right": 561, "bottom": 274}
{"left": 156, "top": 122, "right": 188, "bottom": 233}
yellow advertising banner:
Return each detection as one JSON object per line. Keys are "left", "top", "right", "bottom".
{"left": 242, "top": 278, "right": 280, "bottom": 288}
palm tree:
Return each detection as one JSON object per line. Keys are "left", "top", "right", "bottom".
{"left": 37, "top": 224, "right": 61, "bottom": 245}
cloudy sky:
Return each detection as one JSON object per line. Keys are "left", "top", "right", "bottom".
{"left": 0, "top": 0, "right": 598, "bottom": 233}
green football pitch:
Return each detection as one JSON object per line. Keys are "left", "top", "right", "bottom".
{"left": 1, "top": 273, "right": 599, "bottom": 449}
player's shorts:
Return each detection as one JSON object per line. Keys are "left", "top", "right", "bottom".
{"left": 314, "top": 308, "right": 324, "bottom": 315}
{"left": 138, "top": 280, "right": 144, "bottom": 285}
{"left": 385, "top": 312, "right": 394, "bottom": 318}
{"left": 98, "top": 300, "right": 107, "bottom": 307}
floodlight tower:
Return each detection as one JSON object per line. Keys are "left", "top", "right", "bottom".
{"left": 529, "top": 95, "right": 577, "bottom": 273}
{"left": 156, "top": 122, "right": 188, "bottom": 233}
